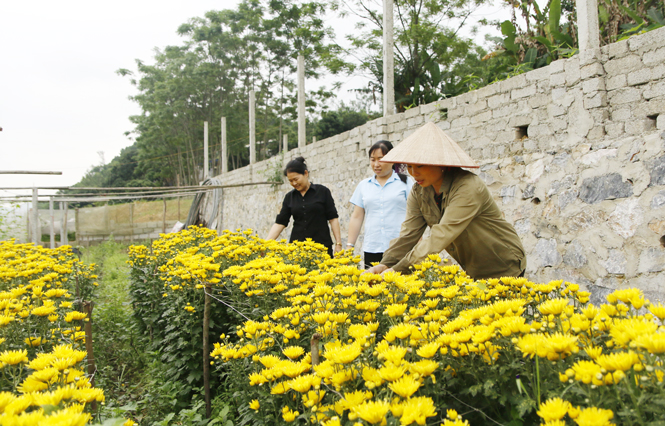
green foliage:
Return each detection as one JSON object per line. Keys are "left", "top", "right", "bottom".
{"left": 313, "top": 104, "right": 377, "bottom": 140}
{"left": 599, "top": 0, "right": 665, "bottom": 43}
{"left": 114, "top": 0, "right": 352, "bottom": 188}
{"left": 82, "top": 241, "right": 148, "bottom": 415}
{"left": 341, "top": 0, "right": 493, "bottom": 111}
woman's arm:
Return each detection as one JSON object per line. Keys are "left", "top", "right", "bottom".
{"left": 266, "top": 223, "right": 286, "bottom": 240}
{"left": 346, "top": 205, "right": 365, "bottom": 250}
{"left": 329, "top": 218, "right": 342, "bottom": 254}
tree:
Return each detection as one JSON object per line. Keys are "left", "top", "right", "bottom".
{"left": 336, "top": 0, "right": 493, "bottom": 111}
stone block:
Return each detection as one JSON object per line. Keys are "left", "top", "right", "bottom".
{"left": 420, "top": 102, "right": 437, "bottom": 114}
{"left": 628, "top": 26, "right": 665, "bottom": 53}
{"left": 608, "top": 87, "right": 642, "bottom": 105}
{"left": 500, "top": 74, "right": 527, "bottom": 92}
{"left": 603, "top": 55, "right": 643, "bottom": 76}
{"left": 644, "top": 46, "right": 665, "bottom": 67}
{"left": 584, "top": 92, "right": 608, "bottom": 109}
{"left": 565, "top": 59, "right": 581, "bottom": 86}
{"left": 649, "top": 155, "right": 665, "bottom": 186}
{"left": 605, "top": 122, "right": 625, "bottom": 137}
{"left": 549, "top": 58, "right": 566, "bottom": 74}
{"left": 508, "top": 115, "right": 532, "bottom": 127}
{"left": 448, "top": 107, "right": 464, "bottom": 119}
{"left": 473, "top": 110, "right": 493, "bottom": 123}
{"left": 437, "top": 121, "right": 450, "bottom": 130}
{"left": 658, "top": 115, "right": 665, "bottom": 130}
{"left": 534, "top": 238, "right": 563, "bottom": 267}
{"left": 487, "top": 93, "right": 510, "bottom": 109}
{"left": 611, "top": 107, "right": 631, "bottom": 121}
{"left": 587, "top": 125, "right": 606, "bottom": 140}
{"left": 547, "top": 103, "right": 567, "bottom": 118}
{"left": 404, "top": 106, "right": 421, "bottom": 118}
{"left": 528, "top": 93, "right": 550, "bottom": 108}
{"left": 549, "top": 72, "right": 568, "bottom": 87}
{"left": 525, "top": 66, "right": 551, "bottom": 81}
{"left": 643, "top": 81, "right": 665, "bottom": 100}
{"left": 579, "top": 173, "right": 634, "bottom": 204}
{"left": 608, "top": 39, "right": 629, "bottom": 58}
{"left": 606, "top": 74, "right": 627, "bottom": 91}
{"left": 451, "top": 116, "right": 470, "bottom": 128}
{"left": 580, "top": 62, "right": 605, "bottom": 80}
{"left": 511, "top": 84, "right": 537, "bottom": 100}
{"left": 407, "top": 115, "right": 424, "bottom": 127}
{"left": 466, "top": 99, "right": 488, "bottom": 114}
{"left": 627, "top": 68, "right": 652, "bottom": 86}
{"left": 582, "top": 77, "right": 606, "bottom": 94}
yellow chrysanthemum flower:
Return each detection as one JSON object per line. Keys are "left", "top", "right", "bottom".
{"left": 399, "top": 396, "right": 437, "bottom": 425}
{"left": 537, "top": 397, "right": 571, "bottom": 421}
{"left": 0, "top": 349, "right": 28, "bottom": 365}
{"left": 282, "top": 346, "right": 305, "bottom": 359}
{"left": 249, "top": 400, "right": 260, "bottom": 410}
{"left": 352, "top": 400, "right": 390, "bottom": 424}
{"left": 388, "top": 375, "right": 421, "bottom": 398}
{"left": 574, "top": 407, "right": 614, "bottom": 426}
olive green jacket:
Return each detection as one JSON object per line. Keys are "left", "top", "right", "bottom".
{"left": 381, "top": 168, "right": 526, "bottom": 279}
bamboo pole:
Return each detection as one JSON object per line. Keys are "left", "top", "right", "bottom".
{"left": 162, "top": 198, "right": 167, "bottom": 234}
{"left": 63, "top": 203, "right": 68, "bottom": 245}
{"left": 83, "top": 301, "right": 97, "bottom": 411}
{"left": 204, "top": 121, "right": 209, "bottom": 179}
{"left": 75, "top": 208, "right": 80, "bottom": 246}
{"left": 383, "top": 0, "right": 395, "bottom": 116}
{"left": 221, "top": 117, "right": 228, "bottom": 173}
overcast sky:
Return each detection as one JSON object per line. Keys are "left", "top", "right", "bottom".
{"left": 0, "top": 0, "right": 507, "bottom": 200}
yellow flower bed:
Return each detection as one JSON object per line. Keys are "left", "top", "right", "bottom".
{"left": 0, "top": 240, "right": 105, "bottom": 425}
{"left": 131, "top": 226, "right": 665, "bottom": 425}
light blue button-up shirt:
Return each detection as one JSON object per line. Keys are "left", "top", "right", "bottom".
{"left": 350, "top": 171, "right": 414, "bottom": 253}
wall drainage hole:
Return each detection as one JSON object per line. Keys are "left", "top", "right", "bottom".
{"left": 648, "top": 114, "right": 659, "bottom": 130}
{"left": 439, "top": 108, "right": 448, "bottom": 120}
{"left": 515, "top": 125, "right": 529, "bottom": 140}
{"left": 532, "top": 197, "right": 541, "bottom": 205}
{"left": 660, "top": 235, "right": 665, "bottom": 248}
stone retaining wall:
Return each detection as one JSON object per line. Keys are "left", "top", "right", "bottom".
{"left": 214, "top": 27, "right": 665, "bottom": 302}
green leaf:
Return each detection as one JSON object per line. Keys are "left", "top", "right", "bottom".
{"left": 501, "top": 21, "right": 518, "bottom": 53}
{"left": 619, "top": 4, "right": 646, "bottom": 25}
{"left": 647, "top": 7, "right": 665, "bottom": 26}
{"left": 534, "top": 36, "right": 554, "bottom": 52}
{"left": 524, "top": 48, "right": 538, "bottom": 66}
{"left": 548, "top": 0, "right": 561, "bottom": 34}
{"left": 599, "top": 5, "right": 609, "bottom": 24}
{"left": 551, "top": 30, "right": 574, "bottom": 48}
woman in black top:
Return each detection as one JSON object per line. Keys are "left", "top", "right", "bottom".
{"left": 266, "top": 157, "right": 342, "bottom": 257}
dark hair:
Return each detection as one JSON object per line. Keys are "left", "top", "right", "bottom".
{"left": 284, "top": 156, "right": 308, "bottom": 176}
{"left": 369, "top": 140, "right": 408, "bottom": 183}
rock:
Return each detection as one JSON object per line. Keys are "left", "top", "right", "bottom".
{"left": 579, "top": 148, "right": 618, "bottom": 166}
{"left": 552, "top": 152, "right": 571, "bottom": 168}
{"left": 525, "top": 159, "right": 545, "bottom": 183}
{"left": 586, "top": 282, "right": 615, "bottom": 306}
{"left": 608, "top": 198, "right": 644, "bottom": 238}
{"left": 535, "top": 238, "right": 562, "bottom": 267}
{"left": 638, "top": 247, "right": 665, "bottom": 273}
{"left": 648, "top": 219, "right": 665, "bottom": 235}
{"left": 559, "top": 189, "right": 579, "bottom": 209}
{"left": 602, "top": 249, "right": 627, "bottom": 274}
{"left": 567, "top": 210, "right": 607, "bottom": 232}
{"left": 478, "top": 172, "right": 495, "bottom": 185}
{"left": 650, "top": 156, "right": 665, "bottom": 186}
{"left": 522, "top": 184, "right": 535, "bottom": 199}
{"left": 563, "top": 240, "right": 588, "bottom": 268}
{"left": 652, "top": 190, "right": 665, "bottom": 209}
{"left": 501, "top": 185, "right": 517, "bottom": 204}
{"left": 548, "top": 175, "right": 576, "bottom": 196}
{"left": 514, "top": 218, "right": 531, "bottom": 235}
{"left": 579, "top": 173, "right": 633, "bottom": 204}
{"left": 514, "top": 155, "right": 524, "bottom": 164}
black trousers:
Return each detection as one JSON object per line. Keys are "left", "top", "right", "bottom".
{"left": 364, "top": 252, "right": 383, "bottom": 269}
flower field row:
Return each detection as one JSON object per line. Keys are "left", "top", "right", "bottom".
{"left": 128, "top": 226, "right": 665, "bottom": 426}
{"left": 0, "top": 240, "right": 108, "bottom": 425}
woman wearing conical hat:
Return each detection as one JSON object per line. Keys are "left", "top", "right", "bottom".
{"left": 366, "top": 122, "right": 526, "bottom": 279}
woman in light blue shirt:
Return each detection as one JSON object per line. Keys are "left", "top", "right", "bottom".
{"left": 347, "top": 141, "right": 413, "bottom": 268}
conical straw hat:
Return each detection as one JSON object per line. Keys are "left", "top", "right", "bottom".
{"left": 380, "top": 122, "right": 479, "bottom": 168}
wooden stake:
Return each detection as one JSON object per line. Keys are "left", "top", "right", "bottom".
{"left": 297, "top": 55, "right": 306, "bottom": 149}
{"left": 203, "top": 284, "right": 212, "bottom": 419}
{"left": 204, "top": 121, "right": 209, "bottom": 179}
{"left": 221, "top": 117, "right": 228, "bottom": 173}
{"left": 83, "top": 301, "right": 98, "bottom": 411}
{"left": 129, "top": 203, "right": 134, "bottom": 243}
{"left": 31, "top": 187, "right": 38, "bottom": 244}
{"left": 311, "top": 333, "right": 321, "bottom": 366}
{"left": 75, "top": 208, "right": 80, "bottom": 246}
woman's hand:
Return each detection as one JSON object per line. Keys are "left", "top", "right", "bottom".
{"left": 365, "top": 264, "right": 389, "bottom": 275}
{"left": 333, "top": 244, "right": 342, "bottom": 255}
